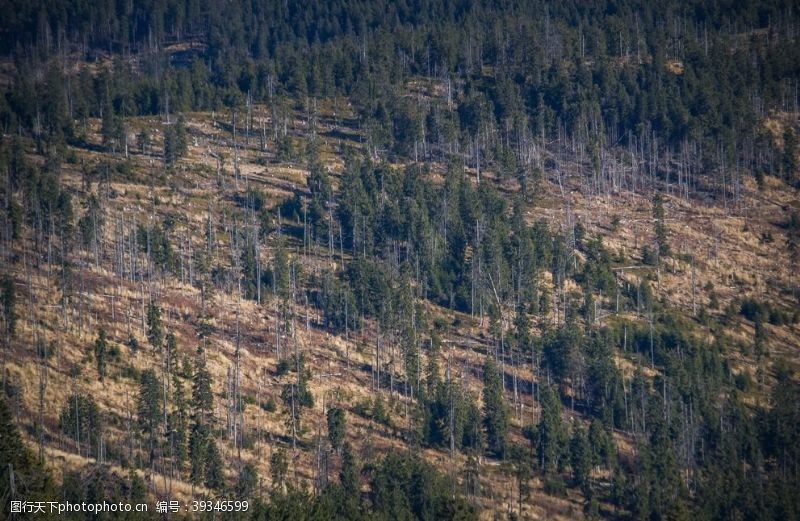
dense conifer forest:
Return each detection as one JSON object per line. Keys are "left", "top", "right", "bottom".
{"left": 1, "top": 0, "right": 800, "bottom": 519}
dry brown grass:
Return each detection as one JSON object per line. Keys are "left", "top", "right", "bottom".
{"left": 4, "top": 103, "right": 799, "bottom": 519}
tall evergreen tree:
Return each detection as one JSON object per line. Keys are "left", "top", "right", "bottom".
{"left": 146, "top": 302, "right": 163, "bottom": 351}
{"left": 538, "top": 384, "right": 567, "bottom": 476}
{"left": 327, "top": 407, "right": 346, "bottom": 453}
{"left": 169, "top": 374, "right": 188, "bottom": 472}
{"left": 137, "top": 369, "right": 162, "bottom": 464}
{"left": 59, "top": 394, "right": 102, "bottom": 459}
{"left": 189, "top": 346, "right": 214, "bottom": 487}
{"left": 652, "top": 193, "right": 669, "bottom": 257}
{"left": 482, "top": 357, "right": 509, "bottom": 458}
{"left": 0, "top": 274, "right": 16, "bottom": 343}
{"left": 93, "top": 328, "right": 107, "bottom": 381}
{"left": 570, "top": 424, "right": 592, "bottom": 493}
{"left": 0, "top": 398, "right": 51, "bottom": 517}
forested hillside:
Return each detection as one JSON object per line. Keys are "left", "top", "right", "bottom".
{"left": 1, "top": 1, "right": 800, "bottom": 519}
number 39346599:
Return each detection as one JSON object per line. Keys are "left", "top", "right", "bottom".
{"left": 191, "top": 500, "right": 249, "bottom": 512}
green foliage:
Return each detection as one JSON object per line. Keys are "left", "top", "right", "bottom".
{"left": 276, "top": 134, "right": 295, "bottom": 162}
{"left": 371, "top": 452, "right": 478, "bottom": 520}
{"left": 165, "top": 330, "right": 177, "bottom": 375}
{"left": 137, "top": 368, "right": 162, "bottom": 463}
{"left": 275, "top": 358, "right": 291, "bottom": 376}
{"left": 270, "top": 448, "right": 289, "bottom": 489}
{"left": 587, "top": 420, "right": 614, "bottom": 469}
{"left": 354, "top": 395, "right": 392, "bottom": 427}
{"left": 482, "top": 358, "right": 508, "bottom": 458}
{"left": 93, "top": 328, "right": 108, "bottom": 380}
{"left": 261, "top": 397, "right": 277, "bottom": 412}
{"left": 0, "top": 273, "right": 16, "bottom": 341}
{"left": 316, "top": 271, "right": 359, "bottom": 334}
{"left": 126, "top": 334, "right": 139, "bottom": 354}
{"left": 35, "top": 337, "right": 55, "bottom": 360}
{"left": 740, "top": 297, "right": 789, "bottom": 326}
{"left": 101, "top": 97, "right": 123, "bottom": 153}
{"left": 164, "top": 115, "right": 188, "bottom": 167}
{"left": 422, "top": 378, "right": 483, "bottom": 454}
{"left": 537, "top": 385, "right": 567, "bottom": 477}
{"left": 652, "top": 193, "right": 669, "bottom": 257}
{"left": 204, "top": 440, "right": 225, "bottom": 490}
{"left": 168, "top": 375, "right": 188, "bottom": 472}
{"left": 77, "top": 194, "right": 103, "bottom": 249}
{"left": 0, "top": 397, "right": 51, "bottom": 517}
{"left": 327, "top": 407, "right": 346, "bottom": 452}
{"left": 236, "top": 462, "right": 259, "bottom": 499}
{"left": 281, "top": 355, "right": 315, "bottom": 443}
{"left": 543, "top": 317, "right": 582, "bottom": 386}
{"left": 3, "top": 2, "right": 800, "bottom": 518}
{"left": 191, "top": 346, "right": 214, "bottom": 422}
{"left": 570, "top": 425, "right": 592, "bottom": 493}
{"left": 146, "top": 302, "right": 163, "bottom": 350}
{"left": 59, "top": 393, "right": 102, "bottom": 458}
{"left": 138, "top": 224, "right": 176, "bottom": 274}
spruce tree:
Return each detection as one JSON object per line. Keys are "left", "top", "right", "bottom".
{"left": 137, "top": 369, "right": 163, "bottom": 464}
{"left": 204, "top": 440, "right": 225, "bottom": 490}
{"left": 235, "top": 462, "right": 258, "bottom": 499}
{"left": 327, "top": 407, "right": 346, "bottom": 453}
{"left": 482, "top": 358, "right": 509, "bottom": 458}
{"left": 338, "top": 442, "right": 362, "bottom": 518}
{"left": 570, "top": 424, "right": 592, "bottom": 493}
{"left": 270, "top": 448, "right": 289, "bottom": 491}
{"left": 146, "top": 302, "right": 163, "bottom": 351}
{"left": 93, "top": 328, "right": 107, "bottom": 381}
{"left": 189, "top": 346, "right": 214, "bottom": 486}
{"left": 0, "top": 274, "right": 16, "bottom": 342}
{"left": 652, "top": 193, "right": 669, "bottom": 257}
{"left": 59, "top": 394, "right": 102, "bottom": 458}
{"left": 165, "top": 331, "right": 177, "bottom": 376}
{"left": 538, "top": 384, "right": 567, "bottom": 476}
{"left": 1, "top": 398, "right": 51, "bottom": 516}
{"left": 169, "top": 374, "right": 188, "bottom": 472}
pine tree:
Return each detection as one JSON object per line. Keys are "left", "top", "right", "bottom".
{"left": 204, "top": 439, "right": 225, "bottom": 490}
{"left": 297, "top": 354, "right": 314, "bottom": 408}
{"left": 1, "top": 398, "right": 51, "bottom": 517}
{"left": 538, "top": 384, "right": 567, "bottom": 476}
{"left": 338, "top": 441, "right": 362, "bottom": 517}
{"left": 165, "top": 331, "right": 177, "bottom": 376}
{"left": 1, "top": 274, "right": 17, "bottom": 343}
{"left": 137, "top": 128, "right": 150, "bottom": 154}
{"left": 189, "top": 346, "right": 214, "bottom": 486}
{"left": 270, "top": 448, "right": 289, "bottom": 491}
{"left": 137, "top": 369, "right": 163, "bottom": 464}
{"left": 327, "top": 407, "right": 346, "bottom": 453}
{"left": 164, "top": 115, "right": 188, "bottom": 168}
{"left": 146, "top": 302, "right": 163, "bottom": 351}
{"left": 644, "top": 394, "right": 685, "bottom": 519}
{"left": 93, "top": 328, "right": 108, "bottom": 381}
{"left": 482, "top": 358, "right": 509, "bottom": 458}
{"left": 169, "top": 375, "right": 188, "bottom": 472}
{"left": 570, "top": 424, "right": 592, "bottom": 494}
{"left": 652, "top": 193, "right": 669, "bottom": 257}
{"left": 588, "top": 419, "right": 614, "bottom": 469}
{"left": 192, "top": 350, "right": 214, "bottom": 408}
{"left": 100, "top": 97, "right": 122, "bottom": 153}
{"left": 59, "top": 394, "right": 102, "bottom": 458}
{"left": 189, "top": 424, "right": 207, "bottom": 487}
{"left": 235, "top": 462, "right": 258, "bottom": 499}
{"left": 282, "top": 382, "right": 301, "bottom": 447}
{"left": 128, "top": 470, "right": 146, "bottom": 503}
{"left": 174, "top": 114, "right": 188, "bottom": 157}
{"left": 783, "top": 128, "right": 798, "bottom": 182}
